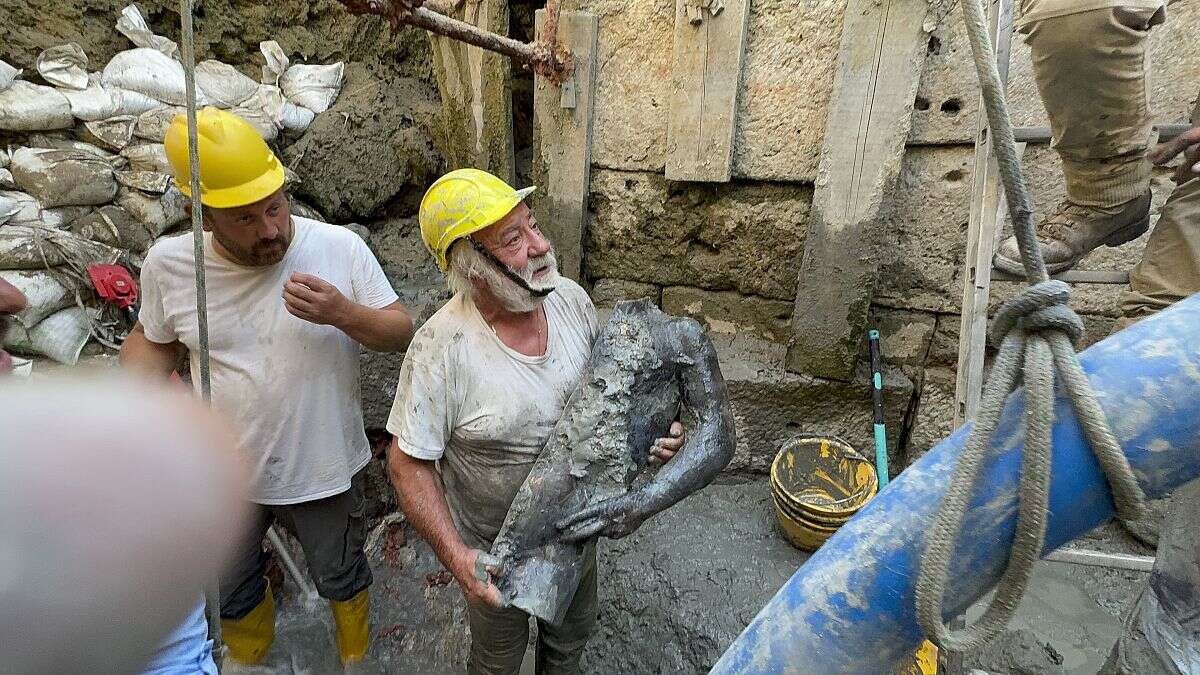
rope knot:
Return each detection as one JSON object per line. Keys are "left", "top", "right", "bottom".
{"left": 990, "top": 280, "right": 1084, "bottom": 347}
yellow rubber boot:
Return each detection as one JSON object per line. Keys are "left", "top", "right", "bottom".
{"left": 221, "top": 587, "right": 276, "bottom": 665}
{"left": 330, "top": 589, "right": 370, "bottom": 664}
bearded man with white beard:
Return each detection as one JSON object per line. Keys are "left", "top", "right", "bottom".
{"left": 385, "top": 169, "right": 685, "bottom": 674}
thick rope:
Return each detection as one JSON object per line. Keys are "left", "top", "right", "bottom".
{"left": 179, "top": 0, "right": 221, "bottom": 655}
{"left": 913, "top": 0, "right": 1149, "bottom": 652}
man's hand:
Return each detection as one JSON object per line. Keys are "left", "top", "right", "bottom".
{"left": 283, "top": 273, "right": 352, "bottom": 327}
{"left": 649, "top": 421, "right": 685, "bottom": 465}
{"left": 1151, "top": 126, "right": 1200, "bottom": 185}
{"left": 556, "top": 492, "right": 646, "bottom": 543}
{"left": 450, "top": 548, "right": 503, "bottom": 608}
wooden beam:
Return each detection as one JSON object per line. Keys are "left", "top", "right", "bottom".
{"left": 784, "top": 0, "right": 940, "bottom": 380}
{"left": 532, "top": 10, "right": 598, "bottom": 282}
{"left": 664, "top": 0, "right": 751, "bottom": 182}
{"left": 428, "top": 0, "right": 516, "bottom": 183}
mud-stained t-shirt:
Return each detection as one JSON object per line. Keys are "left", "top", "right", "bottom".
{"left": 138, "top": 217, "right": 399, "bottom": 505}
{"left": 1015, "top": 0, "right": 1165, "bottom": 28}
{"left": 386, "top": 278, "right": 599, "bottom": 549}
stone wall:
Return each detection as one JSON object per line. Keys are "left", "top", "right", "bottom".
{"left": 575, "top": 0, "right": 1200, "bottom": 470}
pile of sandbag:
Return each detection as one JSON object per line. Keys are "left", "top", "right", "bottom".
{"left": 0, "top": 4, "right": 344, "bottom": 365}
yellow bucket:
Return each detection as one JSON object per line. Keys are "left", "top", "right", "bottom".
{"left": 772, "top": 497, "right": 839, "bottom": 552}
{"left": 770, "top": 435, "right": 877, "bottom": 553}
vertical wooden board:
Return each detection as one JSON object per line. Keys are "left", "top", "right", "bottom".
{"left": 665, "top": 0, "right": 751, "bottom": 182}
{"left": 532, "top": 10, "right": 598, "bottom": 282}
{"left": 784, "top": 0, "right": 943, "bottom": 380}
{"left": 428, "top": 0, "right": 515, "bottom": 182}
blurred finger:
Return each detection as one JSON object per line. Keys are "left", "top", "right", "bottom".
{"left": 283, "top": 282, "right": 318, "bottom": 302}
{"left": 1150, "top": 128, "right": 1200, "bottom": 165}
{"left": 657, "top": 435, "right": 685, "bottom": 452}
{"left": 560, "top": 518, "right": 606, "bottom": 543}
{"left": 669, "top": 421, "right": 683, "bottom": 437}
{"left": 556, "top": 504, "right": 603, "bottom": 531}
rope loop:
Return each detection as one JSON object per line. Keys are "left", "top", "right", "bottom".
{"left": 991, "top": 280, "right": 1084, "bottom": 347}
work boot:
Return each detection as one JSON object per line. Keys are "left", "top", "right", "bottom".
{"left": 994, "top": 192, "right": 1151, "bottom": 276}
{"left": 331, "top": 588, "right": 370, "bottom": 667}
{"left": 221, "top": 587, "right": 276, "bottom": 667}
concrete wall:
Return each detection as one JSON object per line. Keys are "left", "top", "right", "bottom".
{"left": 575, "top": 0, "right": 1200, "bottom": 467}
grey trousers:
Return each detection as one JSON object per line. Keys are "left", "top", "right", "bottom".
{"left": 219, "top": 469, "right": 372, "bottom": 619}
{"left": 466, "top": 545, "right": 599, "bottom": 675}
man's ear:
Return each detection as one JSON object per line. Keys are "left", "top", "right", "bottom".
{"left": 185, "top": 202, "right": 214, "bottom": 232}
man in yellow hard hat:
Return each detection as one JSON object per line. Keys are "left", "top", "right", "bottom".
{"left": 121, "top": 107, "right": 415, "bottom": 670}
{"left": 384, "top": 168, "right": 685, "bottom": 674}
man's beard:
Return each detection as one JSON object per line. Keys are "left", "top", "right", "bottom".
{"left": 481, "top": 250, "right": 560, "bottom": 313}
{"left": 213, "top": 230, "right": 290, "bottom": 267}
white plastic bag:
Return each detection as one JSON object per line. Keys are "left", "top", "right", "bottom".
{"left": 62, "top": 74, "right": 160, "bottom": 121}
{"left": 121, "top": 143, "right": 172, "bottom": 174}
{"left": 41, "top": 206, "right": 94, "bottom": 229}
{"left": 0, "top": 193, "right": 20, "bottom": 225}
{"left": 0, "top": 169, "right": 15, "bottom": 191}
{"left": 231, "top": 85, "right": 285, "bottom": 141}
{"left": 74, "top": 204, "right": 155, "bottom": 253}
{"left": 281, "top": 62, "right": 345, "bottom": 114}
{"left": 196, "top": 60, "right": 258, "bottom": 108}
{"left": 10, "top": 148, "right": 118, "bottom": 208}
{"left": 134, "top": 106, "right": 184, "bottom": 141}
{"left": 102, "top": 48, "right": 200, "bottom": 107}
{"left": 0, "top": 60, "right": 20, "bottom": 92}
{"left": 0, "top": 81, "right": 74, "bottom": 131}
{"left": 117, "top": 186, "right": 187, "bottom": 235}
{"left": 259, "top": 41, "right": 289, "bottom": 85}
{"left": 0, "top": 270, "right": 78, "bottom": 327}
{"left": 116, "top": 4, "right": 179, "bottom": 58}
{"left": 115, "top": 170, "right": 171, "bottom": 194}
{"left": 0, "top": 191, "right": 43, "bottom": 227}
{"left": 80, "top": 117, "right": 137, "bottom": 152}
{"left": 36, "top": 43, "right": 89, "bottom": 90}
{"left": 3, "top": 306, "right": 93, "bottom": 365}
{"left": 26, "top": 136, "right": 117, "bottom": 161}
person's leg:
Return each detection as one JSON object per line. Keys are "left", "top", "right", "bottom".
{"left": 218, "top": 503, "right": 275, "bottom": 665}
{"left": 535, "top": 545, "right": 599, "bottom": 675}
{"left": 465, "top": 601, "right": 533, "bottom": 675}
{"left": 277, "top": 470, "right": 372, "bottom": 663}
{"left": 994, "top": 2, "right": 1164, "bottom": 274}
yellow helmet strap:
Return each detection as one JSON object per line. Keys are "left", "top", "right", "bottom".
{"left": 467, "top": 236, "right": 555, "bottom": 298}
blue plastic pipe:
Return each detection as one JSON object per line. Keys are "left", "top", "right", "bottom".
{"left": 711, "top": 293, "right": 1200, "bottom": 674}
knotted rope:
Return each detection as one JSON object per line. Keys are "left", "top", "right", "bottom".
{"left": 913, "top": 0, "right": 1149, "bottom": 652}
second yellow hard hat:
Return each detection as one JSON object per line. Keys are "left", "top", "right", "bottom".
{"left": 419, "top": 168, "right": 536, "bottom": 271}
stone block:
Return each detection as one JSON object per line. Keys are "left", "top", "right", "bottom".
{"left": 586, "top": 169, "right": 811, "bottom": 301}
{"left": 662, "top": 286, "right": 793, "bottom": 343}
{"left": 580, "top": 481, "right": 808, "bottom": 674}
{"left": 713, "top": 333, "right": 913, "bottom": 477}
{"left": 590, "top": 278, "right": 660, "bottom": 308}
{"left": 904, "top": 366, "right": 956, "bottom": 465}
{"left": 577, "top": 0, "right": 845, "bottom": 181}
{"left": 862, "top": 306, "right": 939, "bottom": 371}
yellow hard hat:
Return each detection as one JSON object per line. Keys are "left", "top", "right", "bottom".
{"left": 419, "top": 168, "right": 536, "bottom": 271}
{"left": 164, "top": 107, "right": 286, "bottom": 209}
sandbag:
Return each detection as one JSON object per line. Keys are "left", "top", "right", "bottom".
{"left": 134, "top": 106, "right": 183, "bottom": 141}
{"left": 79, "top": 117, "right": 137, "bottom": 152}
{"left": 117, "top": 186, "right": 187, "bottom": 235}
{"left": 0, "top": 191, "right": 43, "bottom": 226}
{"left": 115, "top": 170, "right": 171, "bottom": 194}
{"left": 115, "top": 3, "right": 178, "bottom": 58}
{"left": 0, "top": 193, "right": 20, "bottom": 225}
{"left": 259, "top": 41, "right": 289, "bottom": 86}
{"left": 0, "top": 225, "right": 119, "bottom": 270}
{"left": 36, "top": 43, "right": 89, "bottom": 90}
{"left": 74, "top": 204, "right": 155, "bottom": 253}
{"left": 102, "top": 48, "right": 202, "bottom": 107}
{"left": 0, "top": 81, "right": 74, "bottom": 131}
{"left": 281, "top": 62, "right": 344, "bottom": 114}
{"left": 121, "top": 143, "right": 172, "bottom": 174}
{"left": 0, "top": 60, "right": 19, "bottom": 91}
{"left": 10, "top": 148, "right": 118, "bottom": 208}
{"left": 0, "top": 169, "right": 15, "bottom": 191}
{"left": 26, "top": 136, "right": 117, "bottom": 161}
{"left": 290, "top": 199, "right": 324, "bottom": 221}
{"left": 196, "top": 60, "right": 258, "bottom": 108}
{"left": 231, "top": 86, "right": 284, "bottom": 141}
{"left": 0, "top": 270, "right": 79, "bottom": 327}
{"left": 62, "top": 79, "right": 159, "bottom": 121}
{"left": 3, "top": 306, "right": 92, "bottom": 365}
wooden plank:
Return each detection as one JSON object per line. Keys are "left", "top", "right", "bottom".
{"left": 428, "top": 0, "right": 516, "bottom": 183}
{"left": 1013, "top": 123, "right": 1188, "bottom": 144}
{"left": 532, "top": 10, "right": 598, "bottom": 282}
{"left": 784, "top": 0, "right": 940, "bottom": 380}
{"left": 664, "top": 0, "right": 751, "bottom": 182}
{"left": 953, "top": 0, "right": 1014, "bottom": 429}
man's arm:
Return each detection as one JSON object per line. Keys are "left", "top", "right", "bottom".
{"left": 120, "top": 323, "right": 187, "bottom": 379}
{"left": 283, "top": 273, "right": 413, "bottom": 352}
{"left": 386, "top": 439, "right": 501, "bottom": 607}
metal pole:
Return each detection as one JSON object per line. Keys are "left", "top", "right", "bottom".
{"left": 1043, "top": 548, "right": 1155, "bottom": 573}
{"left": 711, "top": 293, "right": 1200, "bottom": 673}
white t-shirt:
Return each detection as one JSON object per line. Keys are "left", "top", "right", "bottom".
{"left": 386, "top": 278, "right": 599, "bottom": 548}
{"left": 139, "top": 216, "right": 399, "bottom": 504}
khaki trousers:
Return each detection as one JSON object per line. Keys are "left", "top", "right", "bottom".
{"left": 466, "top": 545, "right": 599, "bottom": 675}
{"left": 1020, "top": 0, "right": 1200, "bottom": 321}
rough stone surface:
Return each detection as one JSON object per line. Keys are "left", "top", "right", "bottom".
{"left": 283, "top": 64, "right": 443, "bottom": 223}
{"left": 359, "top": 218, "right": 450, "bottom": 432}
{"left": 579, "top": 480, "right": 809, "bottom": 674}
{"left": 576, "top": 0, "right": 844, "bottom": 181}
{"left": 970, "top": 628, "right": 1066, "bottom": 675}
{"left": 862, "top": 306, "right": 938, "bottom": 372}
{"left": 904, "top": 366, "right": 956, "bottom": 465}
{"left": 590, "top": 278, "right": 660, "bottom": 308}
{"left": 586, "top": 169, "right": 811, "bottom": 301}
{"left": 662, "top": 286, "right": 793, "bottom": 343}
{"left": 713, "top": 333, "right": 913, "bottom": 477}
